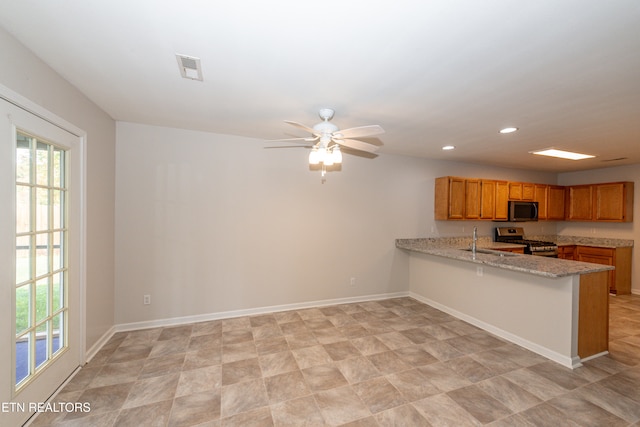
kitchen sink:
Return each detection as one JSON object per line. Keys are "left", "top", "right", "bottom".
{"left": 461, "top": 248, "right": 518, "bottom": 257}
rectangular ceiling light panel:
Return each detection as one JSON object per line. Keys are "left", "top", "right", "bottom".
{"left": 529, "top": 148, "right": 595, "bottom": 160}
{"left": 176, "top": 54, "right": 203, "bottom": 81}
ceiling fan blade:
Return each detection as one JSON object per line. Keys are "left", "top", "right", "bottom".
{"left": 264, "top": 145, "right": 312, "bottom": 149}
{"left": 267, "top": 136, "right": 318, "bottom": 143}
{"left": 333, "top": 125, "right": 385, "bottom": 139}
{"left": 333, "top": 138, "right": 379, "bottom": 153}
{"left": 284, "top": 120, "right": 320, "bottom": 136}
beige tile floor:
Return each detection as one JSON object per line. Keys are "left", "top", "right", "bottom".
{"left": 30, "top": 294, "right": 640, "bottom": 426}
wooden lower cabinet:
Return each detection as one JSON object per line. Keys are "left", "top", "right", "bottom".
{"left": 575, "top": 246, "right": 632, "bottom": 295}
{"left": 495, "top": 247, "right": 525, "bottom": 254}
{"left": 557, "top": 245, "right": 575, "bottom": 260}
{"left": 578, "top": 271, "right": 609, "bottom": 358}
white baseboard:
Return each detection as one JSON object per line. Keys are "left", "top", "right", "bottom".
{"left": 81, "top": 292, "right": 409, "bottom": 363}
{"left": 84, "top": 325, "right": 116, "bottom": 364}
{"left": 408, "top": 292, "right": 582, "bottom": 369}
{"left": 114, "top": 291, "right": 410, "bottom": 333}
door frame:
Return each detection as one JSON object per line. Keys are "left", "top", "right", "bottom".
{"left": 1, "top": 83, "right": 87, "bottom": 404}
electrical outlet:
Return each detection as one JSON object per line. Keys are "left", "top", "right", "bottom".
{"left": 350, "top": 277, "right": 356, "bottom": 287}
{"left": 476, "top": 267, "right": 483, "bottom": 277}
{"left": 143, "top": 294, "right": 151, "bottom": 305}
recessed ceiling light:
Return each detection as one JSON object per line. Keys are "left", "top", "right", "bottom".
{"left": 529, "top": 148, "right": 596, "bottom": 160}
{"left": 442, "top": 145, "right": 455, "bottom": 151}
{"left": 499, "top": 127, "right": 518, "bottom": 134}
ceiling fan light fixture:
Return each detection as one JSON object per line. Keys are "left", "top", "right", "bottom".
{"left": 324, "top": 156, "right": 334, "bottom": 166}
{"left": 308, "top": 148, "right": 320, "bottom": 165}
{"left": 332, "top": 145, "right": 342, "bottom": 164}
{"left": 529, "top": 148, "right": 596, "bottom": 160}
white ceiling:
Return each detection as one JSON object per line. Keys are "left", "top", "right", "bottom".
{"left": 1, "top": 0, "right": 639, "bottom": 172}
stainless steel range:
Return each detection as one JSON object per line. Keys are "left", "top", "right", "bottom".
{"left": 494, "top": 227, "right": 558, "bottom": 257}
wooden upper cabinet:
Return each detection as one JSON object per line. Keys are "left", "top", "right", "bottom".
{"left": 566, "top": 185, "right": 594, "bottom": 221}
{"left": 533, "top": 185, "right": 548, "bottom": 220}
{"left": 594, "top": 182, "right": 634, "bottom": 222}
{"left": 480, "top": 180, "right": 496, "bottom": 219}
{"left": 435, "top": 177, "right": 633, "bottom": 222}
{"left": 566, "top": 182, "right": 634, "bottom": 222}
{"left": 547, "top": 186, "right": 566, "bottom": 220}
{"left": 509, "top": 182, "right": 535, "bottom": 200}
{"left": 435, "top": 176, "right": 465, "bottom": 220}
{"left": 495, "top": 181, "right": 509, "bottom": 220}
{"left": 465, "top": 179, "right": 481, "bottom": 219}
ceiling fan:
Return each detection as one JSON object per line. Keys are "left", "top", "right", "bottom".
{"left": 269, "top": 108, "right": 384, "bottom": 172}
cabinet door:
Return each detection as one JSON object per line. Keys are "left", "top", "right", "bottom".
{"left": 534, "top": 185, "right": 548, "bottom": 220}
{"left": 465, "top": 179, "right": 481, "bottom": 219}
{"left": 435, "top": 176, "right": 465, "bottom": 220}
{"left": 576, "top": 246, "right": 614, "bottom": 292}
{"left": 480, "top": 180, "right": 495, "bottom": 219}
{"left": 558, "top": 245, "right": 575, "bottom": 260}
{"left": 509, "top": 182, "right": 522, "bottom": 200}
{"left": 495, "top": 181, "right": 509, "bottom": 220}
{"left": 522, "top": 183, "right": 535, "bottom": 200}
{"left": 595, "top": 182, "right": 631, "bottom": 222}
{"left": 547, "top": 186, "right": 566, "bottom": 220}
{"left": 448, "top": 177, "right": 466, "bottom": 219}
{"left": 567, "top": 185, "right": 594, "bottom": 221}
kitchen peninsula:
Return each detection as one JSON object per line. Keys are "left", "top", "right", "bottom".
{"left": 397, "top": 237, "right": 616, "bottom": 369}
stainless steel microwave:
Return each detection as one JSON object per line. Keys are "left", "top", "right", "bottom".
{"left": 508, "top": 201, "right": 538, "bottom": 222}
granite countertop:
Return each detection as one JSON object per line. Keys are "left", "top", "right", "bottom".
{"left": 553, "top": 236, "right": 633, "bottom": 249}
{"left": 396, "top": 238, "right": 615, "bottom": 278}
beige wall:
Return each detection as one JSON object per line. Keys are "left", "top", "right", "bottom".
{"left": 0, "top": 28, "right": 116, "bottom": 351}
{"left": 114, "top": 122, "right": 558, "bottom": 325}
{"left": 558, "top": 164, "right": 640, "bottom": 293}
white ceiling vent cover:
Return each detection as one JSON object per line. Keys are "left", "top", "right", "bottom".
{"left": 176, "top": 54, "right": 203, "bottom": 81}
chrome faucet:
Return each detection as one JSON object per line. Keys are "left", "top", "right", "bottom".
{"left": 472, "top": 226, "right": 478, "bottom": 255}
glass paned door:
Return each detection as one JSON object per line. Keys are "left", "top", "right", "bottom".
{"left": 15, "top": 132, "right": 68, "bottom": 389}
{"left": 1, "top": 97, "right": 83, "bottom": 426}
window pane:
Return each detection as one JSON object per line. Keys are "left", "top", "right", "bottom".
{"left": 53, "top": 147, "right": 64, "bottom": 188}
{"left": 53, "top": 232, "right": 64, "bottom": 271}
{"left": 15, "top": 284, "right": 31, "bottom": 335}
{"left": 35, "top": 322, "right": 48, "bottom": 369}
{"left": 36, "top": 141, "right": 49, "bottom": 186}
{"left": 36, "top": 188, "right": 49, "bottom": 231}
{"left": 16, "top": 185, "right": 31, "bottom": 234}
{"left": 16, "top": 134, "right": 32, "bottom": 184}
{"left": 35, "top": 278, "right": 49, "bottom": 323}
{"left": 16, "top": 235, "right": 31, "bottom": 284}
{"left": 52, "top": 189, "right": 63, "bottom": 229}
{"left": 35, "top": 233, "right": 50, "bottom": 277}
{"left": 52, "top": 313, "right": 63, "bottom": 355}
{"left": 15, "top": 332, "right": 30, "bottom": 385}
{"left": 53, "top": 272, "right": 64, "bottom": 311}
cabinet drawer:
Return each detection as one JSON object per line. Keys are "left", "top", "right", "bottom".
{"left": 576, "top": 246, "right": 614, "bottom": 258}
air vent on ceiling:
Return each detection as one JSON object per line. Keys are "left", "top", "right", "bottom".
{"left": 176, "top": 54, "right": 203, "bottom": 81}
